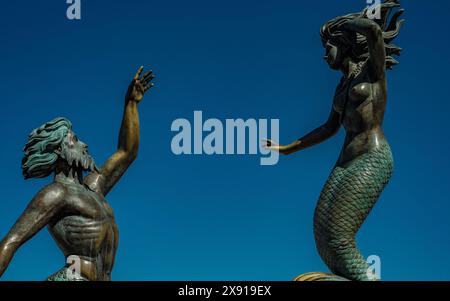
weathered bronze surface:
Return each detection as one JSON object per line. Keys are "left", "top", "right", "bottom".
{"left": 0, "top": 67, "right": 154, "bottom": 281}
{"left": 266, "top": 0, "right": 404, "bottom": 281}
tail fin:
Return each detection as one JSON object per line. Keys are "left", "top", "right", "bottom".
{"left": 294, "top": 272, "right": 349, "bottom": 281}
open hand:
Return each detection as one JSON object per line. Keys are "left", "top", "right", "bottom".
{"left": 263, "top": 139, "right": 287, "bottom": 153}
{"left": 262, "top": 139, "right": 302, "bottom": 155}
{"left": 126, "top": 66, "right": 155, "bottom": 103}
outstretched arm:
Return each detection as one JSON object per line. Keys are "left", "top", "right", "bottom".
{"left": 84, "top": 67, "right": 154, "bottom": 196}
{"left": 341, "top": 17, "right": 386, "bottom": 81}
{"left": 0, "top": 184, "right": 65, "bottom": 278}
{"left": 265, "top": 105, "right": 341, "bottom": 155}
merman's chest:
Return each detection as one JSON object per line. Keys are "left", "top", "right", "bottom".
{"left": 65, "top": 184, "right": 115, "bottom": 220}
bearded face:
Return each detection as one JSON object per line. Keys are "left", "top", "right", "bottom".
{"left": 59, "top": 130, "right": 96, "bottom": 172}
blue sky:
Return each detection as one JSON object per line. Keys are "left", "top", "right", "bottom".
{"left": 0, "top": 0, "right": 449, "bottom": 280}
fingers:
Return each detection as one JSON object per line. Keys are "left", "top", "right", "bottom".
{"left": 134, "top": 66, "right": 144, "bottom": 80}
{"left": 142, "top": 70, "right": 153, "bottom": 81}
{"left": 263, "top": 145, "right": 279, "bottom": 152}
{"left": 261, "top": 139, "right": 275, "bottom": 147}
{"left": 142, "top": 71, "right": 155, "bottom": 85}
{"left": 133, "top": 66, "right": 155, "bottom": 93}
{"left": 144, "top": 83, "right": 154, "bottom": 92}
{"left": 141, "top": 69, "right": 155, "bottom": 92}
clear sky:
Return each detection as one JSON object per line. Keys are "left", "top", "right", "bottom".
{"left": 1, "top": 0, "right": 449, "bottom": 280}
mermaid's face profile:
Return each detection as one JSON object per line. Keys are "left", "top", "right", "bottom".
{"left": 324, "top": 41, "right": 347, "bottom": 70}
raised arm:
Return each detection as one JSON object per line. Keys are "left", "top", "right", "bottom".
{"left": 84, "top": 67, "right": 154, "bottom": 196}
{"left": 265, "top": 105, "right": 341, "bottom": 155}
{"left": 0, "top": 184, "right": 65, "bottom": 278}
{"left": 341, "top": 17, "right": 386, "bottom": 81}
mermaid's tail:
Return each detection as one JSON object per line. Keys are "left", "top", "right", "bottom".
{"left": 46, "top": 267, "right": 88, "bottom": 281}
{"left": 307, "top": 142, "right": 393, "bottom": 281}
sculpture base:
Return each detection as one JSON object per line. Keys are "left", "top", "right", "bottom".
{"left": 294, "top": 272, "right": 349, "bottom": 281}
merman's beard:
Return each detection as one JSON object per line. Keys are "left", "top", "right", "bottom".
{"left": 60, "top": 145, "right": 97, "bottom": 172}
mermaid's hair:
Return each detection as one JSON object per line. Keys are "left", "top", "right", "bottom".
{"left": 320, "top": 0, "right": 405, "bottom": 69}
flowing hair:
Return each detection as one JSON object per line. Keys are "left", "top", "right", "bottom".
{"left": 22, "top": 117, "right": 72, "bottom": 179}
{"left": 320, "top": 0, "right": 405, "bottom": 69}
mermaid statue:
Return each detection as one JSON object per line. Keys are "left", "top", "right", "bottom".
{"left": 265, "top": 0, "right": 404, "bottom": 281}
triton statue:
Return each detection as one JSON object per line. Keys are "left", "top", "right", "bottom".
{"left": 266, "top": 0, "right": 404, "bottom": 281}
{"left": 0, "top": 66, "right": 154, "bottom": 281}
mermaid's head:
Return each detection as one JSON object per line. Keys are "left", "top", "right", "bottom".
{"left": 321, "top": 0, "right": 404, "bottom": 70}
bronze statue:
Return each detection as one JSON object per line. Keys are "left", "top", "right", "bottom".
{"left": 266, "top": 0, "right": 404, "bottom": 281}
{"left": 0, "top": 67, "right": 154, "bottom": 281}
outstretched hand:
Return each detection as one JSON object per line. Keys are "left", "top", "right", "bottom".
{"left": 126, "top": 66, "right": 155, "bottom": 103}
{"left": 263, "top": 139, "right": 287, "bottom": 154}
{"left": 262, "top": 139, "right": 302, "bottom": 155}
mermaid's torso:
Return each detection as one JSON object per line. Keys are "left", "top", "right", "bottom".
{"left": 47, "top": 181, "right": 118, "bottom": 281}
{"left": 333, "top": 66, "right": 389, "bottom": 165}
